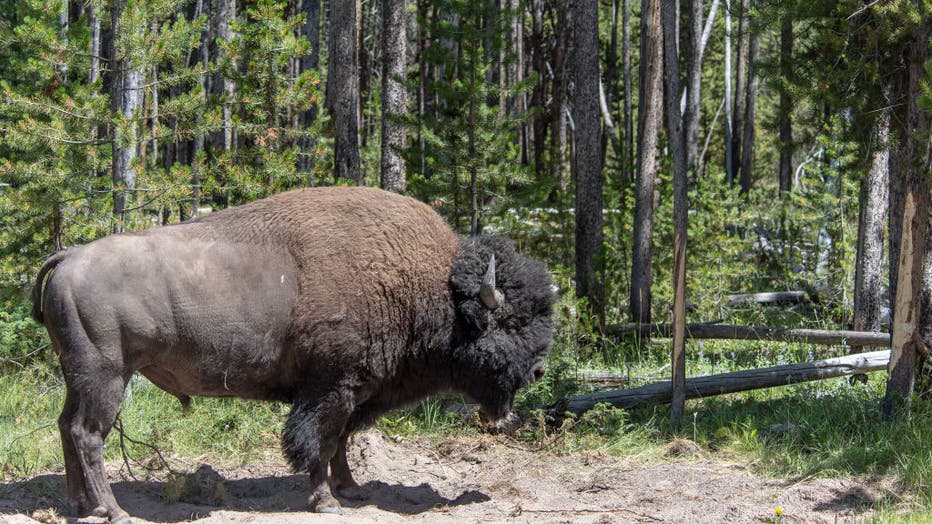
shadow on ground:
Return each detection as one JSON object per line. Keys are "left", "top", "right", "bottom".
{"left": 0, "top": 466, "right": 490, "bottom": 523}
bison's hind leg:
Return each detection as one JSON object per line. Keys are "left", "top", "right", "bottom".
{"left": 58, "top": 372, "right": 133, "bottom": 524}
{"left": 330, "top": 431, "right": 364, "bottom": 500}
{"left": 281, "top": 389, "right": 353, "bottom": 514}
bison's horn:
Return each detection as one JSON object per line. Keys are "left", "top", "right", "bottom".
{"left": 480, "top": 255, "right": 505, "bottom": 310}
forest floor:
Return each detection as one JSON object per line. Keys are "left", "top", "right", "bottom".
{"left": 0, "top": 430, "right": 906, "bottom": 524}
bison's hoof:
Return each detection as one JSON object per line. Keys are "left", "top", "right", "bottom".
{"left": 336, "top": 485, "right": 366, "bottom": 501}
{"left": 309, "top": 492, "right": 344, "bottom": 514}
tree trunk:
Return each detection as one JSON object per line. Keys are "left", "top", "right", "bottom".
{"left": 298, "top": 0, "right": 322, "bottom": 178}
{"left": 550, "top": 1, "right": 570, "bottom": 195}
{"left": 327, "top": 0, "right": 362, "bottom": 184}
{"left": 662, "top": 0, "right": 687, "bottom": 179}
{"left": 630, "top": 0, "right": 663, "bottom": 326}
{"left": 778, "top": 15, "right": 793, "bottom": 194}
{"left": 661, "top": 0, "right": 690, "bottom": 427}
{"left": 851, "top": 107, "right": 889, "bottom": 353}
{"left": 216, "top": 0, "right": 236, "bottom": 152}
{"left": 622, "top": 0, "right": 634, "bottom": 182}
{"left": 573, "top": 0, "right": 605, "bottom": 320}
{"left": 530, "top": 0, "right": 546, "bottom": 176}
{"left": 730, "top": 0, "right": 748, "bottom": 187}
{"left": 110, "top": 0, "right": 142, "bottom": 233}
{"left": 603, "top": 0, "right": 620, "bottom": 165}
{"left": 380, "top": 0, "right": 407, "bottom": 193}
{"left": 88, "top": 4, "right": 101, "bottom": 84}
{"left": 884, "top": 19, "right": 931, "bottom": 414}
{"left": 724, "top": 0, "right": 733, "bottom": 184}
{"left": 738, "top": 18, "right": 758, "bottom": 195}
{"left": 683, "top": 0, "right": 702, "bottom": 173}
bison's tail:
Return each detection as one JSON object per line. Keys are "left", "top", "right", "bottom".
{"left": 31, "top": 250, "right": 69, "bottom": 325}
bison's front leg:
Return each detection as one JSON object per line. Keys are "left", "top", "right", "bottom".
{"left": 281, "top": 389, "right": 353, "bottom": 514}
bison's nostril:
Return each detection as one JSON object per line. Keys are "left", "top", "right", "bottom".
{"left": 532, "top": 365, "right": 545, "bottom": 382}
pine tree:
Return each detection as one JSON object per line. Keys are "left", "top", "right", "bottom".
{"left": 404, "top": 0, "right": 531, "bottom": 234}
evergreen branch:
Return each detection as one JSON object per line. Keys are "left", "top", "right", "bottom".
{"left": 3, "top": 95, "right": 104, "bottom": 122}
{"left": 0, "top": 127, "right": 107, "bottom": 146}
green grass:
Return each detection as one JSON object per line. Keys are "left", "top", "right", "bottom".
{"left": 3, "top": 350, "right": 932, "bottom": 517}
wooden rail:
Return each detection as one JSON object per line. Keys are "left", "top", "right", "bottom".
{"left": 556, "top": 350, "right": 890, "bottom": 415}
{"left": 605, "top": 323, "right": 890, "bottom": 348}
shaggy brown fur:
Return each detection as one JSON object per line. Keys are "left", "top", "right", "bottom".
{"left": 33, "top": 186, "right": 555, "bottom": 521}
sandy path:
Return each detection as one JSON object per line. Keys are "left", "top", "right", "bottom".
{"left": 1, "top": 431, "right": 900, "bottom": 523}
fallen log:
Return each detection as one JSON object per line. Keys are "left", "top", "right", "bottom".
{"left": 604, "top": 323, "right": 890, "bottom": 348}
{"left": 556, "top": 349, "right": 890, "bottom": 415}
{"left": 727, "top": 291, "right": 807, "bottom": 306}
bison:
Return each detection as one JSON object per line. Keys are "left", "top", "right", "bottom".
{"left": 32, "top": 186, "right": 555, "bottom": 522}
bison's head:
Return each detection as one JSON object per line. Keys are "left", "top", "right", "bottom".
{"left": 448, "top": 236, "right": 556, "bottom": 421}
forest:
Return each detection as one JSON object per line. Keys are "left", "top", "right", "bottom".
{"left": 0, "top": 0, "right": 931, "bottom": 522}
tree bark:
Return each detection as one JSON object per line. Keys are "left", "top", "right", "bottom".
{"left": 88, "top": 4, "right": 101, "bottom": 84}
{"left": 298, "top": 0, "right": 322, "bottom": 178}
{"left": 778, "top": 15, "right": 793, "bottom": 194}
{"left": 730, "top": 0, "right": 748, "bottom": 187}
{"left": 560, "top": 350, "right": 891, "bottom": 415}
{"left": 884, "top": 19, "right": 931, "bottom": 414}
{"left": 216, "top": 0, "right": 236, "bottom": 152}
{"left": 661, "top": 0, "right": 690, "bottom": 428}
{"left": 327, "top": 0, "right": 362, "bottom": 184}
{"left": 603, "top": 0, "right": 620, "bottom": 165}
{"left": 724, "top": 0, "right": 733, "bottom": 184}
{"left": 622, "top": 0, "right": 634, "bottom": 182}
{"left": 630, "top": 0, "right": 663, "bottom": 326}
{"left": 572, "top": 0, "right": 605, "bottom": 320}
{"left": 380, "top": 0, "right": 407, "bottom": 193}
{"left": 851, "top": 107, "right": 890, "bottom": 353}
{"left": 530, "top": 0, "right": 546, "bottom": 176}
{"left": 110, "top": 0, "right": 142, "bottom": 233}
{"left": 738, "top": 19, "right": 758, "bottom": 195}
{"left": 683, "top": 0, "right": 702, "bottom": 173}
{"left": 550, "top": 0, "right": 570, "bottom": 195}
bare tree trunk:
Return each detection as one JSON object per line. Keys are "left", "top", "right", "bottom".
{"left": 662, "top": 0, "right": 687, "bottom": 181}
{"left": 573, "top": 0, "right": 605, "bottom": 320}
{"left": 57, "top": 0, "right": 70, "bottom": 81}
{"left": 327, "top": 0, "right": 362, "bottom": 184}
{"left": 730, "top": 0, "right": 748, "bottom": 187}
{"left": 662, "top": 0, "right": 689, "bottom": 426}
{"left": 189, "top": 0, "right": 207, "bottom": 217}
{"left": 110, "top": 0, "right": 142, "bottom": 233}
{"left": 724, "top": 0, "right": 733, "bottom": 184}
{"left": 630, "top": 0, "right": 663, "bottom": 326}
{"left": 778, "top": 15, "right": 793, "bottom": 194}
{"left": 298, "top": 0, "right": 322, "bottom": 179}
{"left": 380, "top": 0, "right": 407, "bottom": 193}
{"left": 551, "top": 1, "right": 570, "bottom": 195}
{"left": 622, "top": 0, "right": 634, "bottom": 182}
{"left": 530, "top": 0, "right": 547, "bottom": 176}
{"left": 87, "top": 6, "right": 101, "bottom": 84}
{"left": 603, "top": 0, "right": 620, "bottom": 165}
{"left": 884, "top": 18, "right": 931, "bottom": 414}
{"left": 683, "top": 0, "right": 702, "bottom": 173}
{"left": 738, "top": 18, "right": 758, "bottom": 195}
{"left": 416, "top": 0, "right": 429, "bottom": 178}
{"left": 216, "top": 0, "right": 236, "bottom": 152}
{"left": 852, "top": 107, "right": 890, "bottom": 354}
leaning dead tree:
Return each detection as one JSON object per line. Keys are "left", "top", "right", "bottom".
{"left": 558, "top": 350, "right": 891, "bottom": 415}
{"left": 605, "top": 323, "right": 891, "bottom": 348}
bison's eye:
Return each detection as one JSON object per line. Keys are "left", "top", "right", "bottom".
{"left": 531, "top": 364, "right": 546, "bottom": 383}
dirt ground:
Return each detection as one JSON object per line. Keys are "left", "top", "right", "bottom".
{"left": 0, "top": 430, "right": 905, "bottom": 523}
